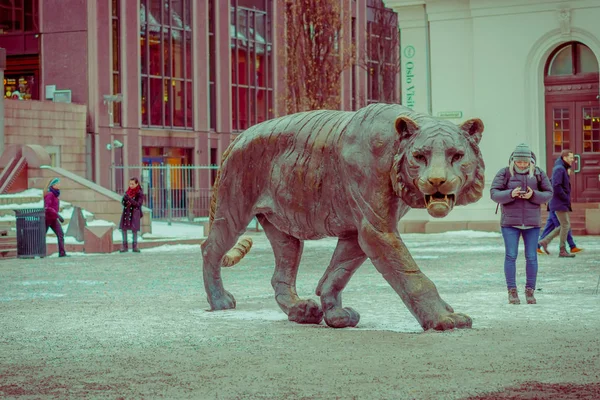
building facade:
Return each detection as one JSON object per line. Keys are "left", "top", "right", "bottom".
{"left": 385, "top": 0, "right": 600, "bottom": 225}
{"left": 1, "top": 0, "right": 398, "bottom": 194}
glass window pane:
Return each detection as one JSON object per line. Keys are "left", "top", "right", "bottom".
{"left": 185, "top": 33, "right": 192, "bottom": 79}
{"left": 141, "top": 78, "right": 149, "bottom": 125}
{"left": 239, "top": 87, "right": 248, "bottom": 130}
{"left": 209, "top": 83, "right": 216, "bottom": 130}
{"left": 549, "top": 45, "right": 573, "bottom": 76}
{"left": 164, "top": 79, "right": 172, "bottom": 126}
{"left": 171, "top": 0, "right": 183, "bottom": 26}
{"left": 163, "top": 28, "right": 171, "bottom": 77}
{"left": 186, "top": 81, "right": 193, "bottom": 128}
{"left": 173, "top": 80, "right": 184, "bottom": 127}
{"left": 141, "top": 27, "right": 148, "bottom": 74}
{"left": 112, "top": 0, "right": 119, "bottom": 17}
{"left": 113, "top": 73, "right": 121, "bottom": 125}
{"left": 577, "top": 44, "right": 599, "bottom": 74}
{"left": 24, "top": 0, "right": 37, "bottom": 32}
{"left": 149, "top": 30, "right": 161, "bottom": 75}
{"left": 232, "top": 87, "right": 238, "bottom": 131}
{"left": 112, "top": 19, "right": 120, "bottom": 71}
{"left": 238, "top": 0, "right": 266, "bottom": 10}
{"left": 172, "top": 29, "right": 184, "bottom": 78}
{"left": 257, "top": 89, "right": 266, "bottom": 123}
{"left": 150, "top": 0, "right": 162, "bottom": 25}
{"left": 150, "top": 78, "right": 163, "bottom": 125}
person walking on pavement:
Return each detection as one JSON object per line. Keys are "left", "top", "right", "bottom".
{"left": 44, "top": 177, "right": 68, "bottom": 257}
{"left": 491, "top": 143, "right": 553, "bottom": 305}
{"left": 537, "top": 210, "right": 583, "bottom": 255}
{"left": 538, "top": 150, "right": 576, "bottom": 258}
{"left": 119, "top": 177, "right": 144, "bottom": 253}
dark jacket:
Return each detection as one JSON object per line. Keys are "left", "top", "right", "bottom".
{"left": 44, "top": 191, "right": 60, "bottom": 223}
{"left": 119, "top": 190, "right": 144, "bottom": 231}
{"left": 490, "top": 166, "right": 553, "bottom": 227}
{"left": 548, "top": 156, "right": 572, "bottom": 212}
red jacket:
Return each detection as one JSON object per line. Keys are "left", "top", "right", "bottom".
{"left": 44, "top": 191, "right": 60, "bottom": 223}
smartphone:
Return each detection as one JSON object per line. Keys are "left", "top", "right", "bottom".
{"left": 518, "top": 190, "right": 527, "bottom": 194}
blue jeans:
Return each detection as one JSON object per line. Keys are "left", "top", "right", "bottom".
{"left": 538, "top": 211, "right": 576, "bottom": 249}
{"left": 501, "top": 227, "right": 540, "bottom": 290}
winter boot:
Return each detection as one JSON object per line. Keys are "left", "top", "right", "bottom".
{"left": 132, "top": 243, "right": 140, "bottom": 253}
{"left": 120, "top": 243, "right": 128, "bottom": 253}
{"left": 508, "top": 288, "right": 520, "bottom": 305}
{"left": 525, "top": 287, "right": 537, "bottom": 304}
{"left": 538, "top": 241, "right": 550, "bottom": 255}
{"left": 559, "top": 247, "right": 575, "bottom": 258}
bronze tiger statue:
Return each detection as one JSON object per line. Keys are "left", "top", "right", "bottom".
{"left": 201, "top": 103, "right": 485, "bottom": 331}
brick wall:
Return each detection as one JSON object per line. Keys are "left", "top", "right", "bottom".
{"left": 3, "top": 100, "right": 87, "bottom": 177}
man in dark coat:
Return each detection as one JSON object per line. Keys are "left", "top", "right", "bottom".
{"left": 538, "top": 149, "right": 576, "bottom": 258}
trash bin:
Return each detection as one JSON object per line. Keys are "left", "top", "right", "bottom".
{"left": 14, "top": 208, "right": 46, "bottom": 258}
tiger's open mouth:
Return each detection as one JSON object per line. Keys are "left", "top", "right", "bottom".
{"left": 424, "top": 192, "right": 455, "bottom": 217}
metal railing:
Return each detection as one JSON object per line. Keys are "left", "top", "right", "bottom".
{"left": 110, "top": 164, "right": 219, "bottom": 224}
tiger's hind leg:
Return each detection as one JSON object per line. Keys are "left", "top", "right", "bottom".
{"left": 316, "top": 235, "right": 367, "bottom": 328}
{"left": 257, "top": 215, "right": 323, "bottom": 324}
{"left": 202, "top": 206, "right": 254, "bottom": 311}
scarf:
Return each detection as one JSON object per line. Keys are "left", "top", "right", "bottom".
{"left": 49, "top": 187, "right": 60, "bottom": 197}
{"left": 126, "top": 185, "right": 140, "bottom": 199}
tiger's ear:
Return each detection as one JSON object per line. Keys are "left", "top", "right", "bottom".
{"left": 395, "top": 116, "right": 419, "bottom": 140}
{"left": 459, "top": 118, "right": 484, "bottom": 145}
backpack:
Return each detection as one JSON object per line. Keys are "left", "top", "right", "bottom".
{"left": 494, "top": 166, "right": 543, "bottom": 214}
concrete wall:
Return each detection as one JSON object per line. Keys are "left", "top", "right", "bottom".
{"left": 3, "top": 100, "right": 87, "bottom": 177}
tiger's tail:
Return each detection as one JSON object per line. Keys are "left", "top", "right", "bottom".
{"left": 208, "top": 137, "right": 253, "bottom": 268}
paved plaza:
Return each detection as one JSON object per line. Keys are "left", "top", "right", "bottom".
{"left": 1, "top": 231, "right": 599, "bottom": 399}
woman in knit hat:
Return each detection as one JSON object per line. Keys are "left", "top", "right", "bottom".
{"left": 490, "top": 143, "right": 552, "bottom": 305}
{"left": 44, "top": 177, "right": 67, "bottom": 257}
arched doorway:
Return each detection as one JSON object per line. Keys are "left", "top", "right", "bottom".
{"left": 544, "top": 41, "right": 600, "bottom": 202}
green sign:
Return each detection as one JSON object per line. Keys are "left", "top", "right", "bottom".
{"left": 437, "top": 111, "right": 463, "bottom": 119}
{"left": 403, "top": 46, "right": 415, "bottom": 108}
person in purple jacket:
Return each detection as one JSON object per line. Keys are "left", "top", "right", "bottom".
{"left": 44, "top": 177, "right": 67, "bottom": 257}
{"left": 490, "top": 143, "right": 553, "bottom": 305}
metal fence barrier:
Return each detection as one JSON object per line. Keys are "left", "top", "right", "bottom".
{"left": 15, "top": 208, "right": 47, "bottom": 258}
{"left": 110, "top": 164, "right": 219, "bottom": 223}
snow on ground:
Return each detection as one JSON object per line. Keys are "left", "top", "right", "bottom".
{"left": 0, "top": 188, "right": 43, "bottom": 198}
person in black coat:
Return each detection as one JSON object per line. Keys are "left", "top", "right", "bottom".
{"left": 538, "top": 149, "right": 576, "bottom": 258}
{"left": 119, "top": 177, "right": 144, "bottom": 253}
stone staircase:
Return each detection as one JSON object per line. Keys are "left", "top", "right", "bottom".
{"left": 0, "top": 190, "right": 107, "bottom": 259}
{"left": 540, "top": 202, "right": 600, "bottom": 235}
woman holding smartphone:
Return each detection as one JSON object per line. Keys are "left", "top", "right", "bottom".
{"left": 490, "top": 143, "right": 553, "bottom": 305}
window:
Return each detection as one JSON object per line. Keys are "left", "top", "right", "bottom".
{"left": 231, "top": 0, "right": 273, "bottom": 132}
{"left": 547, "top": 42, "right": 599, "bottom": 77}
{"left": 3, "top": 73, "right": 34, "bottom": 100}
{"left": 112, "top": 0, "right": 122, "bottom": 125}
{"left": 0, "top": 0, "right": 39, "bottom": 34}
{"left": 366, "top": 0, "right": 399, "bottom": 104}
{"left": 140, "top": 0, "right": 193, "bottom": 129}
{"left": 209, "top": 0, "right": 216, "bottom": 130}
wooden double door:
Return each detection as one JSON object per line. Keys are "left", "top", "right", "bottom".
{"left": 545, "top": 100, "right": 600, "bottom": 202}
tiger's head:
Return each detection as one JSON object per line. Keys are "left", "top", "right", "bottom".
{"left": 390, "top": 116, "right": 485, "bottom": 218}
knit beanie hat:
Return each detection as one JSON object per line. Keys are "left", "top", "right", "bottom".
{"left": 48, "top": 177, "right": 60, "bottom": 188}
{"left": 511, "top": 143, "right": 532, "bottom": 163}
